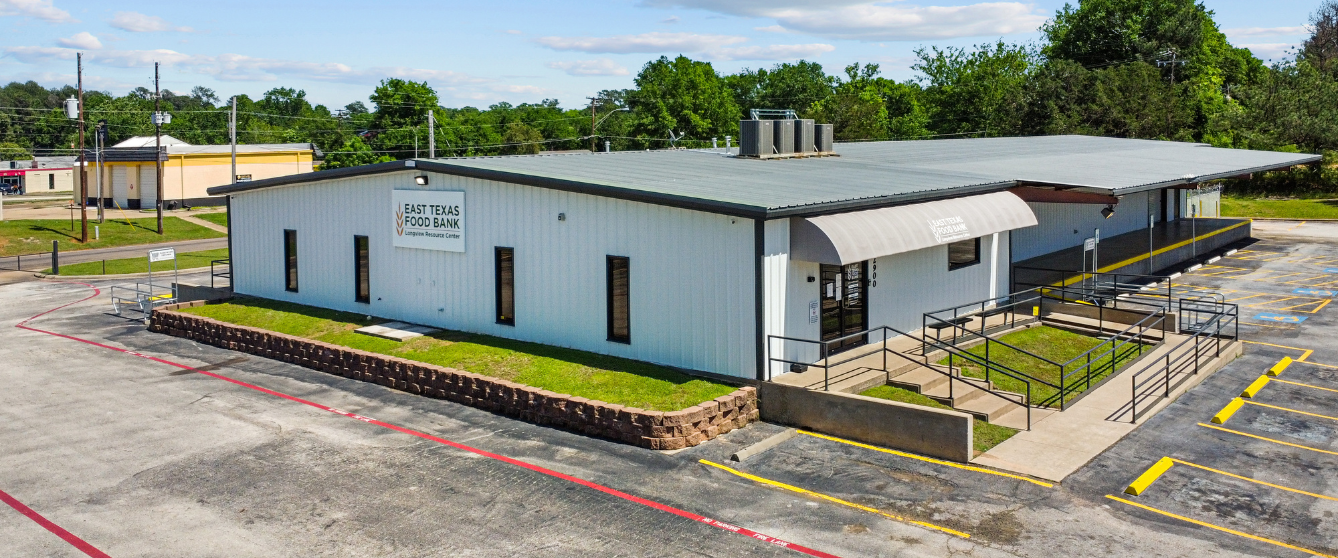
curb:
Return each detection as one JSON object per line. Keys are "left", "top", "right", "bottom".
{"left": 37, "top": 266, "right": 218, "bottom": 281}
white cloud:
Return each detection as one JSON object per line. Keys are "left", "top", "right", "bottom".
{"left": 3, "top": 45, "right": 487, "bottom": 86}
{"left": 501, "top": 29, "right": 522, "bottom": 35}
{"left": 1241, "top": 43, "right": 1297, "bottom": 61}
{"left": 1225, "top": 26, "right": 1310, "bottom": 39}
{"left": 546, "top": 58, "right": 630, "bottom": 76}
{"left": 490, "top": 84, "right": 552, "bottom": 95}
{"left": 661, "top": 16, "right": 680, "bottom": 24}
{"left": 641, "top": 0, "right": 1046, "bottom": 41}
{"left": 535, "top": 32, "right": 746, "bottom": 54}
{"left": 754, "top": 25, "right": 790, "bottom": 33}
{"left": 56, "top": 32, "right": 102, "bottom": 50}
{"left": 0, "top": 0, "right": 73, "bottom": 23}
{"left": 109, "top": 11, "right": 194, "bottom": 33}
{"left": 714, "top": 43, "right": 835, "bottom": 61}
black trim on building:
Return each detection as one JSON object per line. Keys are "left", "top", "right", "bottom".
{"left": 354, "top": 235, "right": 370, "bottom": 303}
{"left": 753, "top": 218, "right": 766, "bottom": 382}
{"left": 606, "top": 256, "right": 630, "bottom": 344}
{"left": 495, "top": 247, "right": 515, "bottom": 326}
{"left": 283, "top": 229, "right": 298, "bottom": 292}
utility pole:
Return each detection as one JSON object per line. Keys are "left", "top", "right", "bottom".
{"left": 96, "top": 120, "right": 105, "bottom": 222}
{"left": 427, "top": 109, "right": 435, "bottom": 159}
{"left": 230, "top": 96, "right": 237, "bottom": 185}
{"left": 76, "top": 53, "right": 87, "bottom": 243}
{"left": 154, "top": 61, "right": 163, "bottom": 235}
{"left": 587, "top": 97, "right": 597, "bottom": 152}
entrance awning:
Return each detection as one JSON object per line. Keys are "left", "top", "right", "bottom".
{"left": 790, "top": 191, "right": 1038, "bottom": 265}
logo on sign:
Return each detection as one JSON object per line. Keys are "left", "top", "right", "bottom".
{"left": 392, "top": 190, "right": 465, "bottom": 252}
{"left": 928, "top": 216, "right": 970, "bottom": 243}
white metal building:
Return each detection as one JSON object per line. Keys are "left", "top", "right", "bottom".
{"left": 211, "top": 135, "right": 1317, "bottom": 381}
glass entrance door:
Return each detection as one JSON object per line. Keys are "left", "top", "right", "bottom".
{"left": 820, "top": 262, "right": 868, "bottom": 353}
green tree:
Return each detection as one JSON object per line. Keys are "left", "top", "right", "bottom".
{"left": 806, "top": 63, "right": 888, "bottom": 141}
{"left": 322, "top": 136, "right": 392, "bottom": 169}
{"left": 726, "top": 61, "right": 835, "bottom": 117}
{"left": 1302, "top": 0, "right": 1338, "bottom": 76}
{"left": 915, "top": 41, "right": 1034, "bottom": 136}
{"left": 628, "top": 56, "right": 740, "bottom": 147}
{"left": 0, "top": 141, "right": 30, "bottom": 160}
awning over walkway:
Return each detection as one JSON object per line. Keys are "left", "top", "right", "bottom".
{"left": 790, "top": 191, "right": 1038, "bottom": 265}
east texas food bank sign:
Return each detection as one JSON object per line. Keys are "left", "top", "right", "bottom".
{"left": 393, "top": 190, "right": 465, "bottom": 252}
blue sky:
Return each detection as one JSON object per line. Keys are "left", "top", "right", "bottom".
{"left": 0, "top": 0, "right": 1323, "bottom": 110}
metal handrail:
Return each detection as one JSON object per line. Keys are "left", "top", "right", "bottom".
{"left": 766, "top": 324, "right": 1035, "bottom": 429}
{"left": 210, "top": 258, "right": 231, "bottom": 288}
{"left": 1129, "top": 300, "right": 1238, "bottom": 422}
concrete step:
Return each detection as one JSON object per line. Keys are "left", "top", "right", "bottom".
{"left": 887, "top": 365, "right": 950, "bottom": 394}
{"left": 1044, "top": 312, "right": 1167, "bottom": 342}
{"left": 920, "top": 379, "right": 1025, "bottom": 423}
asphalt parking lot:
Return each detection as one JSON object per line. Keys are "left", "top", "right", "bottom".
{"left": 2, "top": 221, "right": 1337, "bottom": 557}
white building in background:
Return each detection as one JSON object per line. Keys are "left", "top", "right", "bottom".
{"left": 210, "top": 135, "right": 1316, "bottom": 381}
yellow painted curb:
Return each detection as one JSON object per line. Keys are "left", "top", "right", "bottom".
{"left": 1241, "top": 375, "right": 1271, "bottom": 398}
{"left": 1268, "top": 357, "right": 1293, "bottom": 377}
{"left": 1211, "top": 398, "right": 1245, "bottom": 424}
{"left": 1125, "top": 457, "right": 1174, "bottom": 496}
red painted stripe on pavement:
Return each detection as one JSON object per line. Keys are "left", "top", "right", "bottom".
{"left": 15, "top": 281, "right": 842, "bottom": 558}
{"left": 0, "top": 488, "right": 112, "bottom": 558}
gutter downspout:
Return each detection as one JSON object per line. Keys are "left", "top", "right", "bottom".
{"left": 226, "top": 195, "right": 233, "bottom": 290}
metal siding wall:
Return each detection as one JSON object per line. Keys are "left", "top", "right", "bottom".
{"left": 230, "top": 170, "right": 757, "bottom": 378}
{"left": 140, "top": 165, "right": 157, "bottom": 207}
{"left": 1011, "top": 191, "right": 1150, "bottom": 261}
{"left": 867, "top": 234, "right": 1000, "bottom": 333}
{"left": 111, "top": 166, "right": 129, "bottom": 207}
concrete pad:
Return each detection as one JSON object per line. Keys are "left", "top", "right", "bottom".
{"left": 730, "top": 428, "right": 798, "bottom": 462}
{"left": 354, "top": 321, "right": 439, "bottom": 341}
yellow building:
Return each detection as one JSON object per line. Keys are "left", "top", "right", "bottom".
{"left": 79, "top": 135, "right": 316, "bottom": 208}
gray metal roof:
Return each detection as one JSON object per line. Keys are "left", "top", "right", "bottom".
{"left": 209, "top": 135, "right": 1319, "bottom": 218}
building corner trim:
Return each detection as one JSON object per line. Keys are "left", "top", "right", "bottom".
{"left": 754, "top": 218, "right": 766, "bottom": 381}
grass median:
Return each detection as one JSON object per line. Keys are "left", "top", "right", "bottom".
{"left": 194, "top": 212, "right": 229, "bottom": 228}
{"left": 180, "top": 297, "right": 739, "bottom": 412}
{"left": 1222, "top": 197, "right": 1338, "bottom": 219}
{"left": 937, "top": 325, "right": 1144, "bottom": 407}
{"left": 859, "top": 384, "right": 1019, "bottom": 454}
{"left": 46, "top": 248, "right": 229, "bottom": 276}
{"left": 0, "top": 217, "right": 225, "bottom": 257}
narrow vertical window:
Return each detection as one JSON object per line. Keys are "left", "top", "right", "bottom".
{"left": 283, "top": 229, "right": 298, "bottom": 292}
{"left": 48, "top": 174, "right": 55, "bottom": 190}
{"left": 354, "top": 235, "right": 370, "bottom": 303}
{"left": 495, "top": 247, "right": 515, "bottom": 325}
{"left": 606, "top": 256, "right": 630, "bottom": 343}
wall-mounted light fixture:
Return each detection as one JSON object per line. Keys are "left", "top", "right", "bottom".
{"left": 558, "top": 212, "right": 566, "bottom": 221}
{"left": 807, "top": 276, "right": 815, "bottom": 282}
{"left": 1101, "top": 205, "right": 1115, "bottom": 219}
{"left": 414, "top": 175, "right": 429, "bottom": 186}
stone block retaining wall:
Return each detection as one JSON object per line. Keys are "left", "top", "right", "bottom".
{"left": 150, "top": 303, "right": 757, "bottom": 450}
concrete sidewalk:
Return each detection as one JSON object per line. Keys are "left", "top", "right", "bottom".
{"left": 972, "top": 336, "right": 1242, "bottom": 482}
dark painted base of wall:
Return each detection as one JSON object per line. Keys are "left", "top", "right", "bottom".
{"left": 84, "top": 197, "right": 227, "bottom": 209}
{"left": 149, "top": 302, "right": 758, "bottom": 451}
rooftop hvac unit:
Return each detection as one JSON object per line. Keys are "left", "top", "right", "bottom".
{"left": 794, "top": 119, "right": 815, "bottom": 153}
{"left": 739, "top": 120, "right": 774, "bottom": 157}
{"left": 815, "top": 124, "right": 834, "bottom": 153}
{"left": 772, "top": 119, "right": 795, "bottom": 155}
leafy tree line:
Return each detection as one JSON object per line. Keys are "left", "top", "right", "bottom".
{"left": 2, "top": 0, "right": 1336, "bottom": 188}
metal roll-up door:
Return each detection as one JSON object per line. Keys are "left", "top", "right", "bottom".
{"left": 112, "top": 165, "right": 129, "bottom": 208}
{"left": 140, "top": 165, "right": 158, "bottom": 209}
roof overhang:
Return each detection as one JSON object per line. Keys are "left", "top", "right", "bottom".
{"left": 1008, "top": 186, "right": 1118, "bottom": 205}
{"left": 790, "top": 191, "right": 1038, "bottom": 265}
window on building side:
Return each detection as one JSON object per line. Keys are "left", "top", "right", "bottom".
{"left": 48, "top": 174, "right": 55, "bottom": 190}
{"left": 606, "top": 256, "right": 630, "bottom": 343}
{"left": 354, "top": 235, "right": 370, "bottom": 303}
{"left": 284, "top": 229, "right": 298, "bottom": 292}
{"left": 947, "top": 237, "right": 980, "bottom": 270}
{"left": 495, "top": 247, "right": 515, "bottom": 325}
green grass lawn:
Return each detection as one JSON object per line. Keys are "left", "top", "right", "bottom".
{"left": 194, "top": 212, "right": 229, "bottom": 227}
{"left": 937, "top": 326, "right": 1145, "bottom": 407}
{"left": 859, "top": 384, "right": 1019, "bottom": 454}
{"left": 45, "top": 248, "right": 228, "bottom": 276}
{"left": 0, "top": 217, "right": 225, "bottom": 257}
{"left": 181, "top": 297, "right": 738, "bottom": 412}
{"left": 1222, "top": 197, "right": 1338, "bottom": 219}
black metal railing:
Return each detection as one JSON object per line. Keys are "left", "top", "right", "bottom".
{"left": 923, "top": 283, "right": 1169, "bottom": 409}
{"left": 766, "top": 324, "right": 1035, "bottom": 429}
{"left": 1129, "top": 299, "right": 1239, "bottom": 423}
{"left": 210, "top": 258, "right": 231, "bottom": 288}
